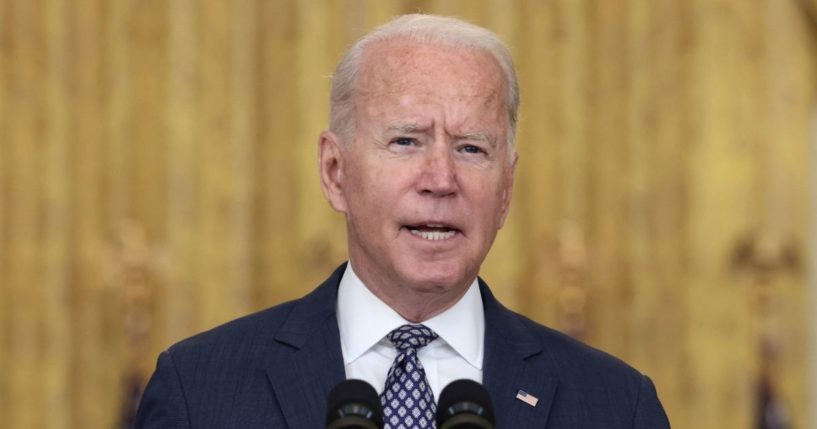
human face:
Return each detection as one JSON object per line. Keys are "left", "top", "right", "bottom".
{"left": 320, "top": 40, "right": 517, "bottom": 312}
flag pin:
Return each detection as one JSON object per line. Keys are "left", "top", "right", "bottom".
{"left": 516, "top": 389, "right": 539, "bottom": 407}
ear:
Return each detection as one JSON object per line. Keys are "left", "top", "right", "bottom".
{"left": 318, "top": 130, "right": 349, "bottom": 213}
{"left": 497, "top": 152, "right": 518, "bottom": 229}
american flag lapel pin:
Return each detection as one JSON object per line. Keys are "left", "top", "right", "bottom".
{"left": 515, "top": 389, "right": 539, "bottom": 407}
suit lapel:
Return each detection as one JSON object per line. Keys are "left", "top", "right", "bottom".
{"left": 480, "top": 280, "right": 559, "bottom": 428}
{"left": 266, "top": 265, "right": 347, "bottom": 428}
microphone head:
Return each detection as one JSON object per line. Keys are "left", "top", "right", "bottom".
{"left": 437, "top": 379, "right": 495, "bottom": 429}
{"left": 326, "top": 379, "right": 383, "bottom": 429}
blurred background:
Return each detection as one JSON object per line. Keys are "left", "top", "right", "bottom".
{"left": 1, "top": 0, "right": 815, "bottom": 428}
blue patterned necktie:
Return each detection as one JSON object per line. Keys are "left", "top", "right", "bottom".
{"left": 380, "top": 324, "right": 439, "bottom": 429}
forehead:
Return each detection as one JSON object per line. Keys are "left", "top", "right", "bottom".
{"left": 356, "top": 39, "right": 505, "bottom": 104}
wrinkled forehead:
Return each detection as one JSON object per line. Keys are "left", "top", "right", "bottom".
{"left": 356, "top": 39, "right": 506, "bottom": 104}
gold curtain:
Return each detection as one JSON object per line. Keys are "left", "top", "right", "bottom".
{"left": 1, "top": 1, "right": 814, "bottom": 428}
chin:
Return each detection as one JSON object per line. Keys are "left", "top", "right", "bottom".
{"left": 397, "top": 260, "right": 472, "bottom": 293}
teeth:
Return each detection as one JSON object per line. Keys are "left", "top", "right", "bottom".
{"left": 410, "top": 229, "right": 456, "bottom": 241}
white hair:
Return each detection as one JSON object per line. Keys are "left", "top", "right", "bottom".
{"left": 329, "top": 14, "right": 520, "bottom": 151}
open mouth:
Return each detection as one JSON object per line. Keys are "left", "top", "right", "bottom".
{"left": 405, "top": 224, "right": 459, "bottom": 241}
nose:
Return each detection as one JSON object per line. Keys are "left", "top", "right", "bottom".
{"left": 418, "top": 143, "right": 457, "bottom": 197}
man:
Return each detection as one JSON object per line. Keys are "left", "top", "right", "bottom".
{"left": 136, "top": 14, "right": 670, "bottom": 428}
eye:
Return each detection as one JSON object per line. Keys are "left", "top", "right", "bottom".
{"left": 392, "top": 137, "right": 415, "bottom": 146}
{"left": 460, "top": 144, "right": 485, "bottom": 155}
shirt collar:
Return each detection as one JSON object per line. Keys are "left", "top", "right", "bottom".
{"left": 336, "top": 262, "right": 484, "bottom": 369}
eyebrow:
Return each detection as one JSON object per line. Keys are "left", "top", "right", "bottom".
{"left": 385, "top": 123, "right": 429, "bottom": 134}
{"left": 385, "top": 123, "right": 495, "bottom": 145}
{"left": 457, "top": 132, "right": 492, "bottom": 143}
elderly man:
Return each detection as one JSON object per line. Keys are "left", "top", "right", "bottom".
{"left": 136, "top": 14, "right": 670, "bottom": 428}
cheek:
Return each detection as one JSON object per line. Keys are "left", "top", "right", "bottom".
{"left": 345, "top": 163, "right": 396, "bottom": 218}
{"left": 469, "top": 179, "right": 509, "bottom": 225}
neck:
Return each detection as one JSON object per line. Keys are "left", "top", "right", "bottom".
{"left": 349, "top": 262, "right": 472, "bottom": 323}
{"left": 378, "top": 287, "right": 467, "bottom": 323}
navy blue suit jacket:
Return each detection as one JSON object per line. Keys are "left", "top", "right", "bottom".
{"left": 135, "top": 264, "right": 670, "bottom": 428}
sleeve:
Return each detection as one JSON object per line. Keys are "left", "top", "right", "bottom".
{"left": 134, "top": 351, "right": 192, "bottom": 429}
{"left": 633, "top": 375, "right": 671, "bottom": 428}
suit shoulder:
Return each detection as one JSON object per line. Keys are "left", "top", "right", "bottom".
{"left": 512, "top": 313, "right": 670, "bottom": 426}
{"left": 159, "top": 266, "right": 343, "bottom": 370}
{"left": 514, "top": 312, "right": 646, "bottom": 383}
{"left": 166, "top": 297, "right": 300, "bottom": 355}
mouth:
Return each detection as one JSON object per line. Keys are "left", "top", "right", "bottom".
{"left": 404, "top": 223, "right": 460, "bottom": 241}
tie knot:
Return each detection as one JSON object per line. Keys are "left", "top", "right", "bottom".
{"left": 386, "top": 324, "right": 438, "bottom": 351}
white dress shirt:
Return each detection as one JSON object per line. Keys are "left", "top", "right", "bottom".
{"left": 336, "top": 263, "right": 485, "bottom": 401}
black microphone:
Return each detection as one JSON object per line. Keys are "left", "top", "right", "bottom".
{"left": 326, "top": 379, "right": 384, "bottom": 429}
{"left": 436, "top": 379, "right": 495, "bottom": 429}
